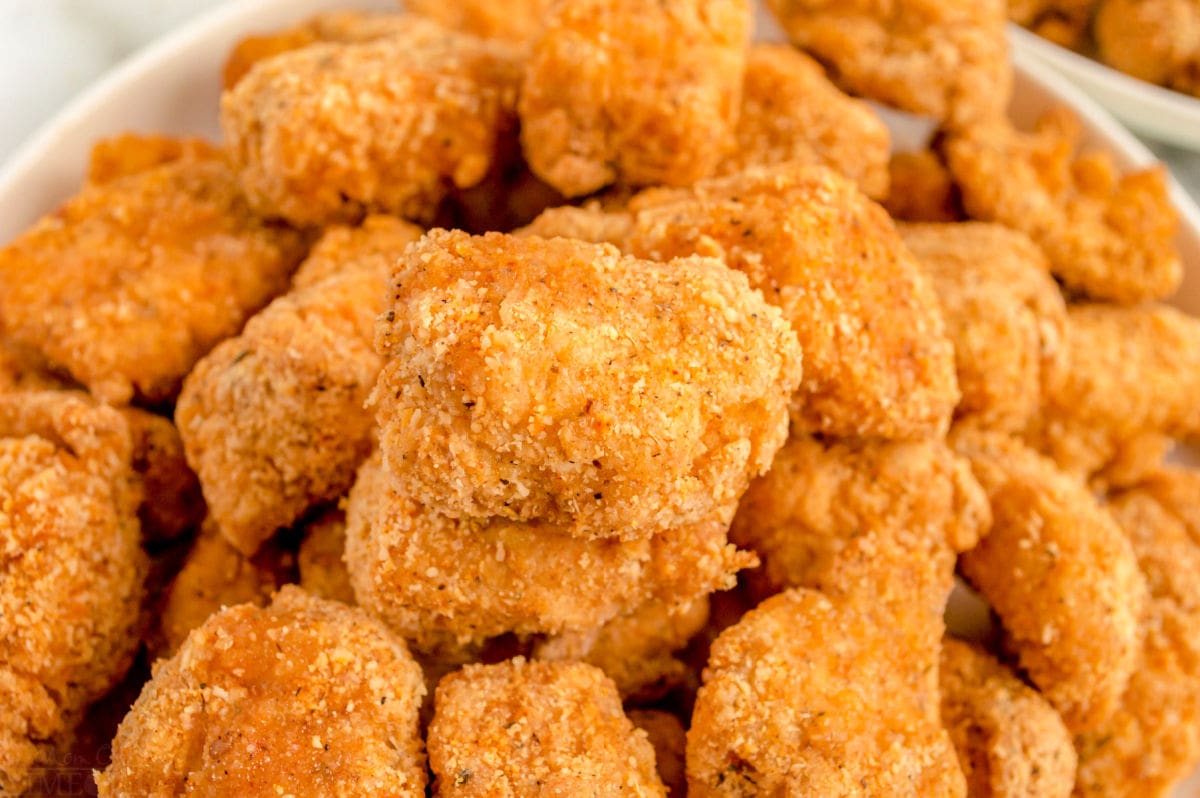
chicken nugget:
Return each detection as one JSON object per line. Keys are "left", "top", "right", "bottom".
{"left": 884, "top": 150, "right": 966, "bottom": 223}
{"left": 1134, "top": 467, "right": 1200, "bottom": 547}
{"left": 222, "top": 28, "right": 522, "bottom": 226}
{"left": 344, "top": 453, "right": 755, "bottom": 653}
{"left": 945, "top": 109, "right": 1181, "bottom": 304}
{"left": 519, "top": 0, "right": 750, "bottom": 196}
{"left": 428, "top": 658, "right": 666, "bottom": 796}
{"left": 766, "top": 0, "right": 1011, "bottom": 129}
{"left": 628, "top": 709, "right": 688, "bottom": 798}
{"left": 298, "top": 508, "right": 356, "bottom": 606}
{"left": 1027, "top": 303, "right": 1200, "bottom": 479}
{"left": 121, "top": 407, "right": 204, "bottom": 542}
{"left": 0, "top": 393, "right": 145, "bottom": 796}
{"left": 404, "top": 0, "right": 553, "bottom": 43}
{"left": 939, "top": 638, "right": 1077, "bottom": 798}
{"left": 97, "top": 587, "right": 427, "bottom": 796}
{"left": 373, "top": 230, "right": 801, "bottom": 539}
{"left": 1095, "top": 0, "right": 1200, "bottom": 97}
{"left": 628, "top": 163, "right": 958, "bottom": 440}
{"left": 716, "top": 44, "right": 890, "bottom": 199}
{"left": 952, "top": 430, "right": 1146, "bottom": 733}
{"left": 86, "top": 132, "right": 221, "bottom": 184}
{"left": 1011, "top": 0, "right": 1100, "bottom": 48}
{"left": 901, "top": 222, "right": 1068, "bottom": 432}
{"left": 0, "top": 159, "right": 307, "bottom": 405}
{"left": 514, "top": 202, "right": 634, "bottom": 245}
{"left": 291, "top": 214, "right": 424, "bottom": 289}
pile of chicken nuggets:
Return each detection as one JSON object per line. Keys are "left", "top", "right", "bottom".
{"left": 1, "top": 0, "right": 1198, "bottom": 795}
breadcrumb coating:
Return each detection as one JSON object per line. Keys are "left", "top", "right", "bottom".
{"left": 404, "top": 0, "right": 553, "bottom": 42}
{"left": 900, "top": 222, "right": 1067, "bottom": 432}
{"left": 945, "top": 109, "right": 1181, "bottom": 304}
{"left": 952, "top": 430, "right": 1146, "bottom": 733}
{"left": 518, "top": 0, "right": 750, "bottom": 196}
{"left": 298, "top": 509, "right": 356, "bottom": 606}
{"left": 884, "top": 150, "right": 965, "bottom": 223}
{"left": 0, "top": 394, "right": 145, "bottom": 796}
{"left": 372, "top": 230, "right": 801, "bottom": 539}
{"left": 428, "top": 658, "right": 666, "bottom": 796}
{"left": 86, "top": 132, "right": 221, "bottom": 184}
{"left": 97, "top": 587, "right": 427, "bottom": 797}
{"left": 766, "top": 0, "right": 1012, "bottom": 129}
{"left": 628, "top": 709, "right": 688, "bottom": 798}
{"left": 716, "top": 44, "right": 890, "bottom": 199}
{"left": 0, "top": 159, "right": 306, "bottom": 405}
{"left": 939, "top": 638, "right": 1077, "bottom": 798}
{"left": 1095, "top": 0, "right": 1200, "bottom": 97}
{"left": 222, "top": 29, "right": 522, "bottom": 225}
{"left": 628, "top": 163, "right": 958, "bottom": 440}
{"left": 291, "top": 214, "right": 424, "bottom": 289}
{"left": 1009, "top": 0, "right": 1099, "bottom": 48}
{"left": 344, "top": 453, "right": 754, "bottom": 653}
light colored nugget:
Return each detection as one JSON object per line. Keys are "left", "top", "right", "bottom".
{"left": 298, "top": 508, "right": 356, "bottom": 605}
{"left": 177, "top": 260, "right": 387, "bottom": 556}
{"left": 428, "top": 658, "right": 666, "bottom": 797}
{"left": 86, "top": 132, "right": 221, "bottom": 184}
{"left": 1027, "top": 303, "right": 1200, "bottom": 479}
{"left": 767, "top": 0, "right": 1012, "bottom": 129}
{"left": 344, "top": 453, "right": 755, "bottom": 654}
{"left": 0, "top": 393, "right": 145, "bottom": 796}
{"left": 716, "top": 44, "right": 890, "bottom": 199}
{"left": 519, "top": 0, "right": 750, "bottom": 196}
{"left": 222, "top": 29, "right": 522, "bottom": 226}
{"left": 952, "top": 430, "right": 1146, "bottom": 734}
{"left": 1075, "top": 478, "right": 1200, "bottom": 797}
{"left": 97, "top": 587, "right": 427, "bottom": 797}
{"left": 901, "top": 222, "right": 1068, "bottom": 432}
{"left": 1009, "top": 0, "right": 1100, "bottom": 48}
{"left": 885, "top": 150, "right": 965, "bottom": 223}
{"left": 939, "top": 638, "right": 1077, "bottom": 798}
{"left": 0, "top": 159, "right": 306, "bottom": 405}
{"left": 688, "top": 534, "right": 967, "bottom": 798}
{"left": 730, "top": 435, "right": 989, "bottom": 598}
{"left": 1095, "top": 0, "right": 1200, "bottom": 97}
{"left": 372, "top": 230, "right": 801, "bottom": 539}
{"left": 404, "top": 0, "right": 553, "bottom": 43}
{"left": 628, "top": 710, "right": 688, "bottom": 798}
{"left": 628, "top": 163, "right": 958, "bottom": 440}
{"left": 945, "top": 108, "right": 1181, "bottom": 304}
{"left": 292, "top": 214, "right": 424, "bottom": 288}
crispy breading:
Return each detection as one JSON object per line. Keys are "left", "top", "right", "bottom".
{"left": 291, "top": 214, "right": 424, "bottom": 289}
{"left": 1095, "top": 0, "right": 1200, "bottom": 97}
{"left": 0, "top": 394, "right": 145, "bottom": 796}
{"left": 86, "top": 132, "right": 221, "bottom": 184}
{"left": 222, "top": 29, "right": 522, "bottom": 226}
{"left": 344, "top": 453, "right": 754, "bottom": 653}
{"left": 884, "top": 150, "right": 965, "bottom": 223}
{"left": 518, "top": 0, "right": 750, "bottom": 196}
{"left": 1075, "top": 477, "right": 1200, "bottom": 796}
{"left": 177, "top": 265, "right": 385, "bottom": 556}
{"left": 156, "top": 519, "right": 295, "bottom": 658}
{"left": 1026, "top": 304, "right": 1200, "bottom": 479}
{"left": 716, "top": 44, "right": 890, "bottom": 199}
{"left": 952, "top": 430, "right": 1146, "bottom": 733}
{"left": 900, "top": 222, "right": 1068, "bottom": 431}
{"left": 628, "top": 709, "right": 688, "bottom": 798}
{"left": 514, "top": 203, "right": 634, "bottom": 245}
{"left": 628, "top": 163, "right": 958, "bottom": 440}
{"left": 121, "top": 407, "right": 204, "bottom": 542}
{"left": 1009, "top": 0, "right": 1100, "bottom": 48}
{"left": 298, "top": 508, "right": 356, "bottom": 606}
{"left": 533, "top": 597, "right": 709, "bottom": 701}
{"left": 939, "top": 638, "right": 1077, "bottom": 798}
{"left": 404, "top": 0, "right": 553, "bottom": 42}
{"left": 372, "top": 230, "right": 801, "bottom": 539}
{"left": 428, "top": 658, "right": 666, "bottom": 796}
{"left": 766, "top": 0, "right": 1012, "bottom": 129}
{"left": 97, "top": 587, "right": 427, "bottom": 796}
{"left": 945, "top": 109, "right": 1181, "bottom": 304}
{"left": 730, "top": 435, "right": 989, "bottom": 598}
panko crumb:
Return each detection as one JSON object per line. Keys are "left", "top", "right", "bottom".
{"left": 428, "top": 658, "right": 666, "bottom": 796}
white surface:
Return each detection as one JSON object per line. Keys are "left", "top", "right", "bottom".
{"left": 0, "top": 2, "right": 1198, "bottom": 794}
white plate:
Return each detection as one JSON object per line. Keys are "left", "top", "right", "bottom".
{"left": 0, "top": 2, "right": 1198, "bottom": 795}
{"left": 1011, "top": 23, "right": 1200, "bottom": 151}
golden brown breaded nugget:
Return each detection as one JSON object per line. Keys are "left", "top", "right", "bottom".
{"left": 97, "top": 587, "right": 427, "bottom": 797}
{"left": 428, "top": 658, "right": 666, "bottom": 796}
{"left": 519, "top": 0, "right": 750, "bottom": 196}
{"left": 901, "top": 222, "right": 1068, "bottom": 432}
{"left": 121, "top": 407, "right": 204, "bottom": 542}
{"left": 767, "top": 0, "right": 1012, "bottom": 129}
{"left": 514, "top": 203, "right": 634, "bottom": 245}
{"left": 1009, "top": 0, "right": 1099, "bottom": 48}
{"left": 945, "top": 109, "right": 1181, "bottom": 304}
{"left": 533, "top": 597, "right": 709, "bottom": 701}
{"left": 1095, "top": 0, "right": 1200, "bottom": 97}
{"left": 156, "top": 519, "right": 295, "bottom": 657}
{"left": 0, "top": 394, "right": 145, "bottom": 796}
{"left": 1076, "top": 481, "right": 1200, "bottom": 796}
{"left": 86, "top": 132, "right": 221, "bottom": 184}
{"left": 177, "top": 267, "right": 384, "bottom": 556}
{"left": 628, "top": 163, "right": 958, "bottom": 440}
{"left": 731, "top": 435, "right": 989, "bottom": 598}
{"left": 1026, "top": 304, "right": 1200, "bottom": 479}
{"left": 939, "top": 638, "right": 1077, "bottom": 798}
{"left": 372, "top": 230, "right": 801, "bottom": 539}
{"left": 717, "top": 44, "right": 890, "bottom": 199}
{"left": 298, "top": 508, "right": 356, "bottom": 605}
{"left": 291, "top": 214, "right": 424, "bottom": 289}
{"left": 628, "top": 710, "right": 688, "bottom": 798}
{"left": 344, "top": 453, "right": 754, "bottom": 653}
{"left": 952, "top": 430, "right": 1146, "bottom": 733}
{"left": 885, "top": 150, "right": 966, "bottom": 223}
{"left": 222, "top": 29, "right": 522, "bottom": 226}
{"left": 405, "top": 0, "right": 553, "bottom": 42}
{"left": 0, "top": 159, "right": 306, "bottom": 405}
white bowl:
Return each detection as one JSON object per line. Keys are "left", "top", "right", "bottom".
{"left": 1010, "top": 24, "right": 1200, "bottom": 152}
